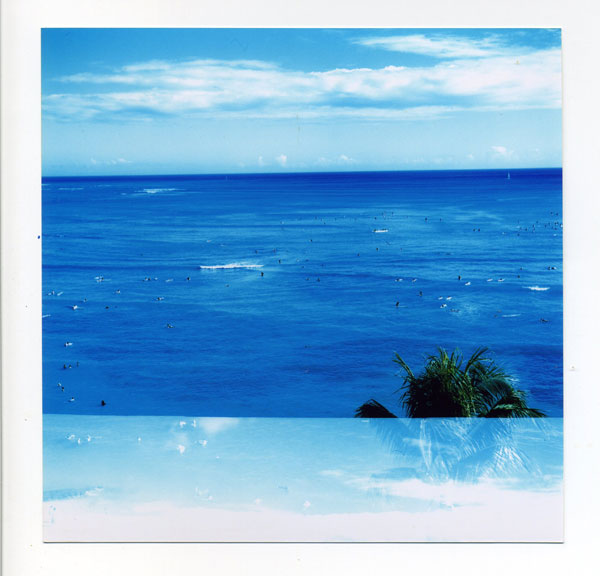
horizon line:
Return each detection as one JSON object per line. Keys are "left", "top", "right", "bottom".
{"left": 42, "top": 166, "right": 562, "bottom": 180}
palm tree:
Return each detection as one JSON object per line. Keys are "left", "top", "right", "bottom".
{"left": 355, "top": 347, "right": 545, "bottom": 418}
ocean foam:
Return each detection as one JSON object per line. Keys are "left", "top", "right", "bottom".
{"left": 527, "top": 286, "right": 550, "bottom": 291}
{"left": 198, "top": 263, "right": 263, "bottom": 270}
{"left": 143, "top": 188, "right": 178, "bottom": 194}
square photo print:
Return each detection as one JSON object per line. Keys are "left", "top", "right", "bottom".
{"left": 42, "top": 28, "right": 563, "bottom": 542}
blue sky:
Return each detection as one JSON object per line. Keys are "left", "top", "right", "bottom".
{"left": 42, "top": 29, "right": 562, "bottom": 176}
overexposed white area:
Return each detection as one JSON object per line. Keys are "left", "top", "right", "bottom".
{"left": 2, "top": 0, "right": 599, "bottom": 575}
{"left": 43, "top": 491, "right": 563, "bottom": 542}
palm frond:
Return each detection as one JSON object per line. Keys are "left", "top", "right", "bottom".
{"left": 355, "top": 399, "right": 398, "bottom": 418}
{"left": 464, "top": 347, "right": 490, "bottom": 373}
{"left": 392, "top": 353, "right": 415, "bottom": 381}
{"left": 482, "top": 388, "right": 546, "bottom": 418}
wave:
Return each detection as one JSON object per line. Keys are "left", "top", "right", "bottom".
{"left": 143, "top": 188, "right": 178, "bottom": 194}
{"left": 527, "top": 286, "right": 550, "bottom": 291}
{"left": 373, "top": 229, "right": 389, "bottom": 233}
{"left": 502, "top": 314, "right": 521, "bottom": 318}
{"left": 198, "top": 263, "right": 263, "bottom": 270}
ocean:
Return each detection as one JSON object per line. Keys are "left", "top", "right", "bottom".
{"left": 42, "top": 169, "right": 563, "bottom": 417}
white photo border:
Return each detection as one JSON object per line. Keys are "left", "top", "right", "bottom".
{"left": 2, "top": 0, "right": 598, "bottom": 574}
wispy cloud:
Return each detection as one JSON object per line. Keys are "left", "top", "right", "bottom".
{"left": 317, "top": 154, "right": 357, "bottom": 167}
{"left": 90, "top": 157, "right": 132, "bottom": 165}
{"left": 491, "top": 145, "right": 514, "bottom": 158}
{"left": 356, "top": 34, "right": 504, "bottom": 59}
{"left": 43, "top": 41, "right": 561, "bottom": 123}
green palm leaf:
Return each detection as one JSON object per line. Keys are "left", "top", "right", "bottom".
{"left": 355, "top": 347, "right": 545, "bottom": 418}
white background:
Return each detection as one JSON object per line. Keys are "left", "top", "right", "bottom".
{"left": 2, "top": 1, "right": 599, "bottom": 574}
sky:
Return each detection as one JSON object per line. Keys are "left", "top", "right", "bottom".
{"left": 42, "top": 28, "right": 562, "bottom": 176}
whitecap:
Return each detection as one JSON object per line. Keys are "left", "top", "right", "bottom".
{"left": 198, "top": 263, "right": 263, "bottom": 270}
{"left": 502, "top": 314, "right": 522, "bottom": 318}
{"left": 143, "top": 188, "right": 178, "bottom": 194}
{"left": 527, "top": 286, "right": 550, "bottom": 291}
{"left": 373, "top": 229, "right": 388, "bottom": 233}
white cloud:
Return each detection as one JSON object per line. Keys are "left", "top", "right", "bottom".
{"left": 43, "top": 44, "right": 561, "bottom": 123}
{"left": 90, "top": 157, "right": 132, "bottom": 166}
{"left": 491, "top": 145, "right": 514, "bottom": 158}
{"left": 194, "top": 417, "right": 239, "bottom": 436}
{"left": 257, "top": 155, "right": 265, "bottom": 167}
{"left": 317, "top": 154, "right": 357, "bottom": 167}
{"left": 276, "top": 154, "right": 288, "bottom": 167}
{"left": 356, "top": 34, "right": 504, "bottom": 59}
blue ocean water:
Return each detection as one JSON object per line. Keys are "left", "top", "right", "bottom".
{"left": 42, "top": 169, "right": 563, "bottom": 417}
